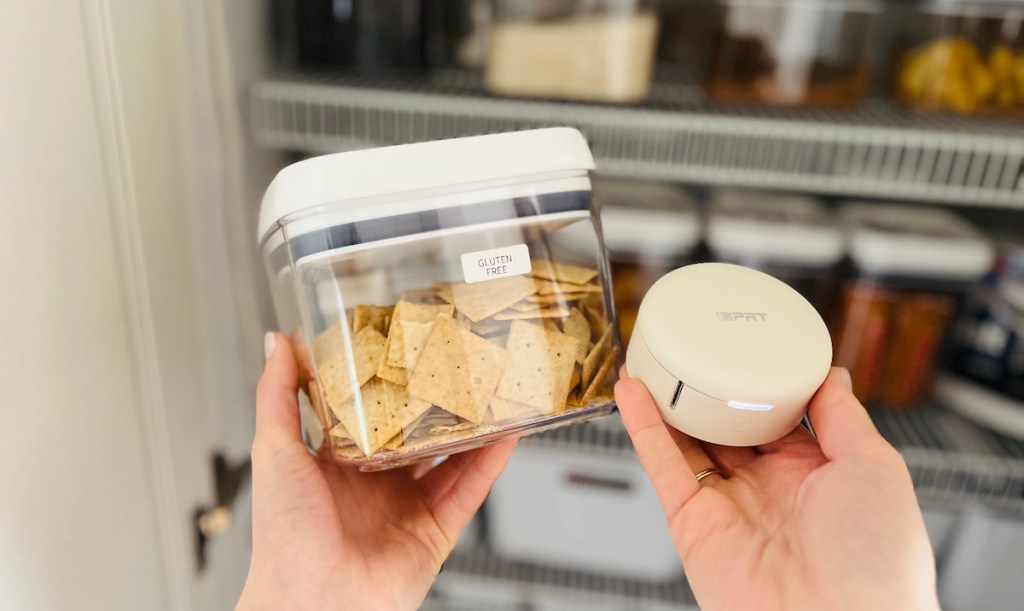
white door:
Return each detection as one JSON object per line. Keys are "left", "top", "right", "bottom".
{"left": 0, "top": 1, "right": 268, "bottom": 609}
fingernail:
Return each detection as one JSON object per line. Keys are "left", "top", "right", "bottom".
{"left": 263, "top": 332, "right": 276, "bottom": 362}
{"left": 839, "top": 367, "right": 852, "bottom": 391}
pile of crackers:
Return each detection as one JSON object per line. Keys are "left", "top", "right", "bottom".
{"left": 306, "top": 259, "right": 619, "bottom": 462}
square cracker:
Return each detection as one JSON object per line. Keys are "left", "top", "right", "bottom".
{"left": 532, "top": 278, "right": 603, "bottom": 295}
{"left": 376, "top": 333, "right": 407, "bottom": 386}
{"left": 493, "top": 306, "right": 569, "bottom": 321}
{"left": 581, "top": 347, "right": 618, "bottom": 404}
{"left": 562, "top": 308, "right": 591, "bottom": 364}
{"left": 495, "top": 320, "right": 580, "bottom": 414}
{"left": 385, "top": 301, "right": 454, "bottom": 368}
{"left": 488, "top": 396, "right": 542, "bottom": 422}
{"left": 452, "top": 275, "right": 537, "bottom": 323}
{"left": 582, "top": 325, "right": 613, "bottom": 390}
{"left": 353, "top": 305, "right": 393, "bottom": 334}
{"left": 333, "top": 377, "right": 431, "bottom": 456}
{"left": 434, "top": 282, "right": 454, "bottom": 304}
{"left": 407, "top": 316, "right": 510, "bottom": 423}
{"left": 317, "top": 326, "right": 387, "bottom": 411}
{"left": 526, "top": 292, "right": 589, "bottom": 305}
{"left": 530, "top": 259, "right": 598, "bottom": 286}
{"left": 400, "top": 319, "right": 436, "bottom": 370}
{"left": 510, "top": 301, "right": 545, "bottom": 313}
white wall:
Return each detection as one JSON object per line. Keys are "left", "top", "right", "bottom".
{"left": 0, "top": 3, "right": 170, "bottom": 609}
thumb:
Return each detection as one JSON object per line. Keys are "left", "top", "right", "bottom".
{"left": 807, "top": 367, "right": 884, "bottom": 460}
{"left": 254, "top": 332, "right": 302, "bottom": 444}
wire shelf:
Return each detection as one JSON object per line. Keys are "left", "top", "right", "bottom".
{"left": 251, "top": 72, "right": 1024, "bottom": 208}
{"left": 523, "top": 405, "right": 1024, "bottom": 515}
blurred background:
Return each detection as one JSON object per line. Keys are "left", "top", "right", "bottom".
{"left": 3, "top": 0, "right": 1024, "bottom": 609}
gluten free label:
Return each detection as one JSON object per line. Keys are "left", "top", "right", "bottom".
{"left": 461, "top": 244, "right": 531, "bottom": 284}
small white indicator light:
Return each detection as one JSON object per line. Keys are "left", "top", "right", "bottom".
{"left": 727, "top": 400, "right": 774, "bottom": 412}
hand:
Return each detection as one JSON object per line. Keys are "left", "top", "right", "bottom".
{"left": 237, "top": 333, "right": 517, "bottom": 611}
{"left": 615, "top": 367, "right": 939, "bottom": 611}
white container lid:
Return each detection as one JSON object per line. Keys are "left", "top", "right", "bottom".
{"left": 258, "top": 128, "right": 596, "bottom": 243}
{"left": 706, "top": 189, "right": 843, "bottom": 267}
{"left": 840, "top": 202, "right": 994, "bottom": 280}
{"left": 596, "top": 179, "right": 701, "bottom": 260}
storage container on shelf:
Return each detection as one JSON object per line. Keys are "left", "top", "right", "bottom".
{"left": 487, "top": 441, "right": 682, "bottom": 581}
{"left": 705, "top": 0, "right": 882, "bottom": 108}
{"left": 485, "top": 0, "right": 659, "bottom": 103}
{"left": 895, "top": 0, "right": 1024, "bottom": 116}
{"left": 831, "top": 203, "right": 994, "bottom": 408}
{"left": 596, "top": 179, "right": 702, "bottom": 346}
{"left": 260, "top": 128, "right": 622, "bottom": 470}
{"left": 705, "top": 189, "right": 843, "bottom": 314}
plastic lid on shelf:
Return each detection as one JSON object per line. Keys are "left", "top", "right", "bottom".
{"left": 840, "top": 202, "right": 995, "bottom": 280}
{"left": 705, "top": 189, "right": 843, "bottom": 268}
{"left": 258, "top": 128, "right": 596, "bottom": 243}
{"left": 595, "top": 179, "right": 701, "bottom": 260}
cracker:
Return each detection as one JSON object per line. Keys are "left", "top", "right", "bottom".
{"left": 312, "top": 321, "right": 346, "bottom": 365}
{"left": 407, "top": 316, "right": 510, "bottom": 423}
{"left": 434, "top": 282, "right": 454, "bottom": 304}
{"left": 530, "top": 259, "right": 598, "bottom": 285}
{"left": 353, "top": 305, "right": 393, "bottom": 334}
{"left": 429, "top": 422, "right": 476, "bottom": 435}
{"left": 472, "top": 318, "right": 511, "bottom": 336}
{"left": 488, "top": 396, "right": 543, "bottom": 422}
{"left": 308, "top": 379, "right": 332, "bottom": 430}
{"left": 376, "top": 333, "right": 408, "bottom": 386}
{"left": 399, "top": 288, "right": 445, "bottom": 305}
{"left": 581, "top": 347, "right": 618, "bottom": 404}
{"left": 526, "top": 292, "right": 589, "bottom": 305}
{"left": 318, "top": 326, "right": 386, "bottom": 411}
{"left": 569, "top": 364, "right": 582, "bottom": 394}
{"left": 510, "top": 301, "right": 545, "bottom": 313}
{"left": 333, "top": 377, "right": 432, "bottom": 456}
{"left": 451, "top": 275, "right": 537, "bottom": 323}
{"left": 562, "top": 308, "right": 591, "bottom": 364}
{"left": 582, "top": 325, "right": 613, "bottom": 390}
{"left": 495, "top": 320, "right": 580, "bottom": 414}
{"left": 400, "top": 319, "right": 436, "bottom": 370}
{"left": 533, "top": 278, "right": 603, "bottom": 295}
{"left": 580, "top": 293, "right": 607, "bottom": 339}
{"left": 385, "top": 301, "right": 454, "bottom": 368}
{"left": 493, "top": 306, "right": 570, "bottom": 321}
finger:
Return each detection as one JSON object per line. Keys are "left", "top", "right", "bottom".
{"left": 756, "top": 422, "right": 822, "bottom": 456}
{"left": 615, "top": 375, "right": 701, "bottom": 515}
{"left": 422, "top": 439, "right": 518, "bottom": 537}
{"left": 668, "top": 429, "right": 725, "bottom": 488}
{"left": 808, "top": 367, "right": 883, "bottom": 460}
{"left": 254, "top": 332, "right": 302, "bottom": 443}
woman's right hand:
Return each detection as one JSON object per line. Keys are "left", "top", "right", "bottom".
{"left": 615, "top": 367, "right": 940, "bottom": 611}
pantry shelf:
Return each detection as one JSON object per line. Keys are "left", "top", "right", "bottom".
{"left": 426, "top": 544, "right": 699, "bottom": 611}
{"left": 251, "top": 72, "right": 1024, "bottom": 208}
{"left": 526, "top": 405, "right": 1024, "bottom": 516}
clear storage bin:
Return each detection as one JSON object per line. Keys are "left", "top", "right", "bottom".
{"left": 485, "top": 0, "right": 659, "bottom": 103}
{"left": 596, "top": 179, "right": 701, "bottom": 345}
{"left": 705, "top": 0, "right": 882, "bottom": 108}
{"left": 706, "top": 189, "right": 842, "bottom": 314}
{"left": 831, "top": 203, "right": 994, "bottom": 408}
{"left": 260, "top": 129, "right": 621, "bottom": 470}
{"left": 895, "top": 0, "right": 1024, "bottom": 116}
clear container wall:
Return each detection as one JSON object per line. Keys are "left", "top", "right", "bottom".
{"left": 485, "top": 0, "right": 659, "bottom": 102}
{"left": 895, "top": 4, "right": 1024, "bottom": 115}
{"left": 706, "top": 0, "right": 881, "bottom": 108}
{"left": 266, "top": 182, "right": 620, "bottom": 469}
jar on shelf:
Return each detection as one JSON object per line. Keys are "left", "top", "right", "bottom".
{"left": 485, "top": 0, "right": 660, "bottom": 103}
{"left": 705, "top": 0, "right": 882, "bottom": 108}
{"left": 706, "top": 189, "right": 843, "bottom": 315}
{"left": 260, "top": 128, "right": 621, "bottom": 470}
{"left": 895, "top": 0, "right": 1024, "bottom": 116}
{"left": 831, "top": 203, "right": 994, "bottom": 409}
{"left": 595, "top": 179, "right": 702, "bottom": 345}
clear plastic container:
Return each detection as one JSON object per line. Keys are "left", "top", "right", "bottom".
{"left": 705, "top": 0, "right": 882, "bottom": 108}
{"left": 895, "top": 0, "right": 1024, "bottom": 116}
{"left": 259, "top": 129, "right": 621, "bottom": 470}
{"left": 831, "top": 203, "right": 994, "bottom": 408}
{"left": 485, "top": 0, "right": 659, "bottom": 103}
{"left": 706, "top": 189, "right": 843, "bottom": 314}
{"left": 595, "top": 179, "right": 701, "bottom": 345}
